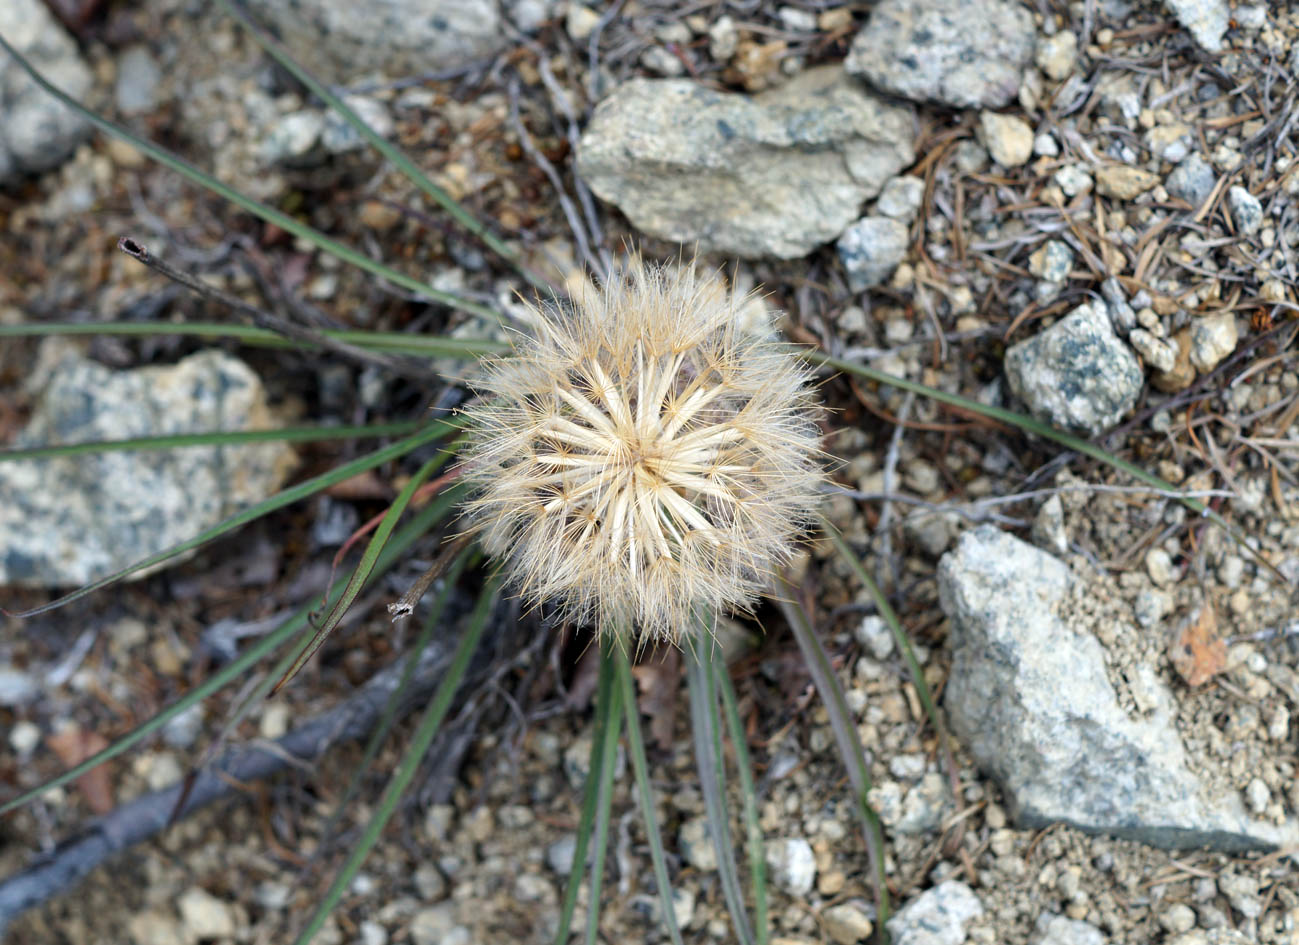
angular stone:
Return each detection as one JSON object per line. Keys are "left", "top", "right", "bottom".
{"left": 1004, "top": 301, "right": 1143, "bottom": 436}
{"left": 1094, "top": 165, "right": 1160, "bottom": 200}
{"left": 1164, "top": 0, "right": 1229, "bottom": 52}
{"left": 0, "top": 0, "right": 93, "bottom": 181}
{"left": 837, "top": 216, "right": 909, "bottom": 290}
{"left": 938, "top": 526, "right": 1299, "bottom": 852}
{"left": 887, "top": 881, "right": 983, "bottom": 945}
{"left": 576, "top": 67, "right": 913, "bottom": 259}
{"left": 241, "top": 0, "right": 506, "bottom": 84}
{"left": 0, "top": 342, "right": 296, "bottom": 587}
{"left": 846, "top": 0, "right": 1035, "bottom": 108}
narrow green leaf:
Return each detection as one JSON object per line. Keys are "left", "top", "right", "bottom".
{"left": 614, "top": 648, "right": 685, "bottom": 945}
{"left": 0, "top": 321, "right": 509, "bottom": 358}
{"left": 584, "top": 646, "right": 624, "bottom": 945}
{"left": 215, "top": 0, "right": 550, "bottom": 295}
{"left": 716, "top": 661, "right": 768, "bottom": 945}
{"left": 274, "top": 452, "right": 455, "bottom": 690}
{"left": 0, "top": 494, "right": 457, "bottom": 816}
{"left": 778, "top": 593, "right": 890, "bottom": 930}
{"left": 686, "top": 625, "right": 755, "bottom": 945}
{"left": 553, "top": 648, "right": 613, "bottom": 945}
{"left": 317, "top": 548, "right": 475, "bottom": 850}
{"left": 4, "top": 420, "right": 458, "bottom": 618}
{"left": 0, "top": 421, "right": 425, "bottom": 462}
{"left": 0, "top": 30, "right": 498, "bottom": 321}
{"left": 291, "top": 571, "right": 503, "bottom": 945}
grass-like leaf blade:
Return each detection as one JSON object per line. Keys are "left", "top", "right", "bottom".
{"left": 0, "top": 421, "right": 426, "bottom": 462}
{"left": 686, "top": 629, "right": 755, "bottom": 945}
{"left": 716, "top": 659, "right": 768, "bottom": 945}
{"left": 0, "top": 29, "right": 497, "bottom": 321}
{"left": 615, "top": 648, "right": 685, "bottom": 945}
{"left": 290, "top": 570, "right": 503, "bottom": 945}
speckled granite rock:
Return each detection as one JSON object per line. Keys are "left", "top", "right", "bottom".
{"left": 0, "top": 0, "right": 93, "bottom": 182}
{"left": 846, "top": 0, "right": 1035, "bottom": 108}
{"left": 1164, "top": 0, "right": 1230, "bottom": 52}
{"left": 0, "top": 343, "right": 296, "bottom": 587}
{"left": 240, "top": 0, "right": 507, "bottom": 84}
{"left": 1004, "top": 301, "right": 1143, "bottom": 436}
{"left": 576, "top": 66, "right": 914, "bottom": 259}
{"left": 938, "top": 526, "right": 1299, "bottom": 852}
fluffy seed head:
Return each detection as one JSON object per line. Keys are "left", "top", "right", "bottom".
{"left": 459, "top": 261, "right": 823, "bottom": 644}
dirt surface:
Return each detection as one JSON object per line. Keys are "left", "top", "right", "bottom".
{"left": 2, "top": 0, "right": 1299, "bottom": 944}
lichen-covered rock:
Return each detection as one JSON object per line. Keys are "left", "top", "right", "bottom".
{"left": 938, "top": 526, "right": 1299, "bottom": 852}
{"left": 0, "top": 343, "right": 296, "bottom": 587}
{"left": 0, "top": 0, "right": 93, "bottom": 182}
{"left": 576, "top": 66, "right": 914, "bottom": 259}
{"left": 846, "top": 0, "right": 1035, "bottom": 108}
{"left": 240, "top": 0, "right": 506, "bottom": 84}
{"left": 1164, "top": 0, "right": 1230, "bottom": 52}
{"left": 1004, "top": 301, "right": 1143, "bottom": 436}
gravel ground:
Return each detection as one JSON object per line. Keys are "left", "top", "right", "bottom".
{"left": 2, "top": 0, "right": 1298, "bottom": 943}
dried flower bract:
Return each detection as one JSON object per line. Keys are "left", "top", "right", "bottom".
{"left": 460, "top": 260, "right": 823, "bottom": 644}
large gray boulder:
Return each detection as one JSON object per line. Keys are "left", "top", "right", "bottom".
{"left": 0, "top": 0, "right": 93, "bottom": 183}
{"left": 938, "top": 526, "right": 1299, "bottom": 852}
{"left": 0, "top": 343, "right": 296, "bottom": 587}
{"left": 576, "top": 66, "right": 914, "bottom": 259}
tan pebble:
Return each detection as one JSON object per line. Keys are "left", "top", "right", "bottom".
{"left": 106, "top": 137, "right": 147, "bottom": 169}
{"left": 1095, "top": 165, "right": 1160, "bottom": 199}
{"left": 818, "top": 870, "right": 846, "bottom": 896}
{"left": 818, "top": 8, "right": 853, "bottom": 31}
{"left": 359, "top": 199, "right": 403, "bottom": 231}
{"left": 979, "top": 111, "right": 1034, "bottom": 167}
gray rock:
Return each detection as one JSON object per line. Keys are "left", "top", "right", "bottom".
{"left": 115, "top": 45, "right": 163, "bottom": 116}
{"left": 241, "top": 0, "right": 506, "bottom": 84}
{"left": 886, "top": 880, "right": 983, "bottom": 945}
{"left": 576, "top": 66, "right": 914, "bottom": 259}
{"left": 1167, "top": 153, "right": 1217, "bottom": 207}
{"left": 938, "top": 526, "right": 1299, "bottom": 852}
{"left": 1027, "top": 241, "right": 1073, "bottom": 282}
{"left": 855, "top": 614, "right": 895, "bottom": 660}
{"left": 765, "top": 837, "right": 816, "bottom": 895}
{"left": 0, "top": 0, "right": 93, "bottom": 182}
{"left": 0, "top": 667, "right": 39, "bottom": 707}
{"left": 0, "top": 343, "right": 296, "bottom": 587}
{"left": 1032, "top": 914, "right": 1105, "bottom": 945}
{"left": 509, "top": 0, "right": 556, "bottom": 32}
{"left": 263, "top": 111, "right": 326, "bottom": 164}
{"left": 876, "top": 175, "right": 925, "bottom": 221}
{"left": 1227, "top": 185, "right": 1263, "bottom": 235}
{"left": 1164, "top": 0, "right": 1229, "bottom": 52}
{"left": 545, "top": 835, "right": 576, "bottom": 874}
{"left": 1003, "top": 301, "right": 1143, "bottom": 436}
{"left": 321, "top": 96, "right": 395, "bottom": 154}
{"left": 1100, "top": 276, "right": 1136, "bottom": 332}
{"left": 846, "top": 0, "right": 1035, "bottom": 108}
{"left": 1030, "top": 495, "right": 1068, "bottom": 555}
{"left": 837, "top": 216, "right": 909, "bottom": 289}
{"left": 161, "top": 703, "right": 205, "bottom": 749}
